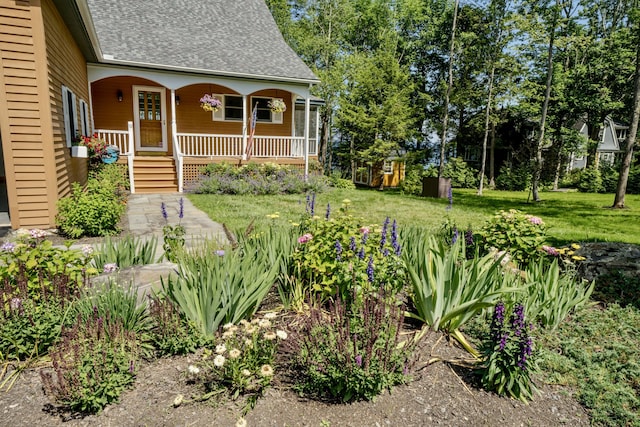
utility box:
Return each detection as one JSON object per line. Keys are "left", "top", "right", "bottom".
{"left": 422, "top": 177, "right": 451, "bottom": 198}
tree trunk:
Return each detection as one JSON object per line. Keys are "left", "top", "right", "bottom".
{"left": 489, "top": 121, "right": 496, "bottom": 188}
{"left": 438, "top": 0, "right": 459, "bottom": 178}
{"left": 477, "top": 64, "right": 496, "bottom": 196}
{"left": 613, "top": 46, "right": 640, "bottom": 208}
{"left": 552, "top": 142, "right": 562, "bottom": 191}
{"left": 532, "top": 1, "right": 558, "bottom": 202}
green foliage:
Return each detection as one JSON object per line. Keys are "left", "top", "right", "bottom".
{"left": 495, "top": 165, "right": 532, "bottom": 191}
{"left": 0, "top": 232, "right": 94, "bottom": 300}
{"left": 162, "top": 240, "right": 280, "bottom": 338}
{"left": 193, "top": 162, "right": 329, "bottom": 195}
{"left": 399, "top": 165, "right": 424, "bottom": 196}
{"left": 478, "top": 302, "right": 537, "bottom": 402}
{"left": 292, "top": 289, "right": 415, "bottom": 402}
{"left": 56, "top": 181, "right": 126, "bottom": 238}
{"left": 161, "top": 199, "right": 185, "bottom": 262}
{"left": 194, "top": 313, "right": 285, "bottom": 407}
{"left": 403, "top": 234, "right": 516, "bottom": 347}
{"left": 292, "top": 200, "right": 406, "bottom": 303}
{"left": 424, "top": 158, "right": 478, "bottom": 188}
{"left": 599, "top": 164, "right": 619, "bottom": 193}
{"left": 0, "top": 299, "right": 68, "bottom": 361}
{"left": 514, "top": 260, "right": 594, "bottom": 330}
{"left": 577, "top": 167, "right": 604, "bottom": 193}
{"left": 593, "top": 271, "right": 640, "bottom": 308}
{"left": 537, "top": 305, "right": 640, "bottom": 426}
{"left": 477, "top": 209, "right": 547, "bottom": 266}
{"left": 40, "top": 312, "right": 138, "bottom": 413}
{"left": 92, "top": 235, "right": 158, "bottom": 271}
{"left": 90, "top": 163, "right": 129, "bottom": 200}
{"left": 328, "top": 171, "right": 356, "bottom": 189}
{"left": 148, "top": 296, "right": 206, "bottom": 356}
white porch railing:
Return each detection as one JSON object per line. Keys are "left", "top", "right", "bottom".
{"left": 96, "top": 122, "right": 135, "bottom": 193}
{"left": 177, "top": 134, "right": 317, "bottom": 158}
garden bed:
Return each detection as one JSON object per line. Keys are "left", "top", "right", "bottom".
{"left": 0, "top": 331, "right": 588, "bottom": 427}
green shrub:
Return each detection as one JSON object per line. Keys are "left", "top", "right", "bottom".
{"left": 424, "top": 157, "right": 478, "bottom": 188}
{"left": 478, "top": 302, "right": 537, "bottom": 402}
{"left": 40, "top": 311, "right": 139, "bottom": 413}
{"left": 292, "top": 200, "right": 406, "bottom": 303}
{"left": 148, "top": 296, "right": 206, "bottom": 356}
{"left": 292, "top": 289, "right": 416, "bottom": 402}
{"left": 56, "top": 181, "right": 126, "bottom": 238}
{"left": 477, "top": 209, "right": 547, "bottom": 266}
{"left": 577, "top": 167, "right": 603, "bottom": 193}
{"left": 328, "top": 171, "right": 356, "bottom": 189}
{"left": 495, "top": 164, "right": 532, "bottom": 191}
{"left": 90, "top": 163, "right": 129, "bottom": 201}
{"left": 399, "top": 165, "right": 424, "bottom": 196}
{"left": 599, "top": 164, "right": 619, "bottom": 193}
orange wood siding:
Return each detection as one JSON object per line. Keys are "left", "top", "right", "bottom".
{"left": 42, "top": 0, "right": 89, "bottom": 198}
{"left": 176, "top": 85, "right": 294, "bottom": 136}
{"left": 0, "top": 0, "right": 56, "bottom": 228}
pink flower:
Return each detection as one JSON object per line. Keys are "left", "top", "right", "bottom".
{"left": 527, "top": 216, "right": 543, "bottom": 225}
{"left": 359, "top": 227, "right": 370, "bottom": 234}
{"left": 297, "top": 233, "right": 313, "bottom": 244}
{"left": 542, "top": 245, "right": 559, "bottom": 256}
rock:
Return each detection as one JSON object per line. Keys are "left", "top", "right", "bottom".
{"left": 576, "top": 242, "right": 640, "bottom": 282}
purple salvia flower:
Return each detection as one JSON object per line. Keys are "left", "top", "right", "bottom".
{"left": 358, "top": 246, "right": 365, "bottom": 260}
{"left": 310, "top": 193, "right": 316, "bottom": 216}
{"left": 161, "top": 202, "right": 168, "bottom": 221}
{"left": 349, "top": 236, "right": 357, "bottom": 252}
{"left": 355, "top": 355, "right": 363, "bottom": 367}
{"left": 465, "top": 228, "right": 474, "bottom": 247}
{"left": 361, "top": 231, "right": 368, "bottom": 245}
{"left": 391, "top": 219, "right": 398, "bottom": 250}
{"left": 490, "top": 301, "right": 506, "bottom": 344}
{"left": 394, "top": 243, "right": 402, "bottom": 256}
{"left": 499, "top": 332, "right": 509, "bottom": 351}
{"left": 366, "top": 255, "right": 374, "bottom": 283}
{"left": 178, "top": 198, "right": 184, "bottom": 220}
{"left": 335, "top": 240, "right": 343, "bottom": 261}
{"left": 518, "top": 335, "right": 533, "bottom": 369}
{"left": 382, "top": 248, "right": 390, "bottom": 257}
{"left": 381, "top": 217, "right": 390, "bottom": 249}
{"left": 325, "top": 203, "right": 331, "bottom": 220}
{"left": 446, "top": 186, "right": 453, "bottom": 210}
{"left": 510, "top": 304, "right": 525, "bottom": 337}
{"left": 305, "top": 194, "right": 310, "bottom": 213}
{"left": 452, "top": 227, "right": 459, "bottom": 245}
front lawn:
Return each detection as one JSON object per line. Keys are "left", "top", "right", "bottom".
{"left": 188, "top": 188, "right": 640, "bottom": 245}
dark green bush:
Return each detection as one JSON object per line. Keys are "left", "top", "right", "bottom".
{"left": 56, "top": 181, "right": 126, "bottom": 238}
{"left": 399, "top": 165, "right": 424, "bottom": 195}
{"left": 329, "top": 171, "right": 356, "bottom": 189}
{"left": 600, "top": 165, "right": 619, "bottom": 193}
{"left": 495, "top": 165, "right": 532, "bottom": 191}
{"left": 424, "top": 157, "right": 478, "bottom": 188}
{"left": 577, "top": 167, "right": 603, "bottom": 193}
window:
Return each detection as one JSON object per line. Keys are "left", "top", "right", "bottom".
{"left": 211, "top": 95, "right": 284, "bottom": 124}
{"left": 61, "top": 85, "right": 77, "bottom": 147}
{"left": 383, "top": 160, "right": 394, "bottom": 175}
{"left": 79, "top": 100, "right": 90, "bottom": 136}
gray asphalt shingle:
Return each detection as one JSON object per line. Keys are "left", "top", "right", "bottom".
{"left": 86, "top": 0, "right": 318, "bottom": 82}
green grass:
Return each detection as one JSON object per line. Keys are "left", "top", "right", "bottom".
{"left": 188, "top": 188, "right": 640, "bottom": 245}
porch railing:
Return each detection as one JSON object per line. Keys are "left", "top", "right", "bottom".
{"left": 176, "top": 133, "right": 317, "bottom": 158}
{"left": 96, "top": 122, "right": 135, "bottom": 193}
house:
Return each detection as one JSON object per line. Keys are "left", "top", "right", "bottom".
{"left": 0, "top": 0, "right": 320, "bottom": 230}
{"left": 569, "top": 117, "right": 627, "bottom": 170}
{"left": 354, "top": 156, "right": 406, "bottom": 189}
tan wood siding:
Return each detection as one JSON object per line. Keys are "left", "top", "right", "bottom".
{"left": 0, "top": 0, "right": 54, "bottom": 228}
{"left": 42, "top": 0, "right": 90, "bottom": 200}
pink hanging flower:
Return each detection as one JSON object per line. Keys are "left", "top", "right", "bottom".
{"left": 297, "top": 233, "right": 313, "bottom": 244}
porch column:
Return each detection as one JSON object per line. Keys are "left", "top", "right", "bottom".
{"left": 170, "top": 89, "right": 183, "bottom": 192}
{"left": 242, "top": 95, "right": 248, "bottom": 160}
{"left": 304, "top": 96, "right": 311, "bottom": 178}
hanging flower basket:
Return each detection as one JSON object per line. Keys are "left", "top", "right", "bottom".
{"left": 200, "top": 94, "right": 222, "bottom": 112}
{"left": 268, "top": 98, "right": 286, "bottom": 113}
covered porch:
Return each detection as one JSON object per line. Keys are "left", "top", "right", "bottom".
{"left": 88, "top": 65, "right": 320, "bottom": 193}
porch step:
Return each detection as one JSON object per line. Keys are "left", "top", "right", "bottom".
{"left": 133, "top": 157, "right": 178, "bottom": 194}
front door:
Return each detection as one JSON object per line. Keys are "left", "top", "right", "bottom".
{"left": 133, "top": 86, "right": 167, "bottom": 152}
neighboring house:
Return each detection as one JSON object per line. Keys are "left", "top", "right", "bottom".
{"left": 0, "top": 0, "right": 320, "bottom": 229}
{"left": 569, "top": 117, "right": 627, "bottom": 170}
{"left": 354, "top": 156, "right": 406, "bottom": 189}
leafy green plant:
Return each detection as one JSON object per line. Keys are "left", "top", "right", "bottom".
{"left": 0, "top": 232, "right": 94, "bottom": 300}
{"left": 92, "top": 234, "right": 158, "bottom": 271}
{"left": 577, "top": 166, "right": 604, "bottom": 193}
{"left": 292, "top": 199, "right": 406, "bottom": 303}
{"left": 424, "top": 157, "right": 478, "bottom": 188}
{"left": 495, "top": 164, "right": 532, "bottom": 191}
{"left": 329, "top": 171, "right": 356, "bottom": 189}
{"left": 90, "top": 163, "right": 129, "bottom": 200}
{"left": 404, "top": 233, "right": 519, "bottom": 356}
{"left": 477, "top": 209, "right": 547, "bottom": 266}
{"left": 56, "top": 181, "right": 126, "bottom": 238}
{"left": 192, "top": 312, "right": 286, "bottom": 409}
{"left": 291, "top": 288, "right": 416, "bottom": 402}
{"left": 148, "top": 295, "right": 206, "bottom": 356}
{"left": 161, "top": 199, "right": 185, "bottom": 262}
{"left": 514, "top": 259, "right": 594, "bottom": 330}
{"left": 40, "top": 312, "right": 138, "bottom": 413}
{"left": 162, "top": 241, "right": 280, "bottom": 338}
{"left": 478, "top": 302, "right": 537, "bottom": 402}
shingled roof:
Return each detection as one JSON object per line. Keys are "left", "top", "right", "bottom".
{"left": 85, "top": 0, "right": 318, "bottom": 83}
